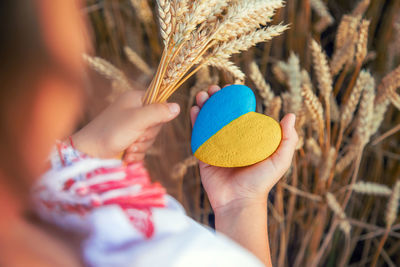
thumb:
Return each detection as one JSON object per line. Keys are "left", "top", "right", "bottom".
{"left": 260, "top": 113, "right": 298, "bottom": 177}
{"left": 131, "top": 102, "right": 180, "bottom": 129}
{"left": 271, "top": 113, "right": 298, "bottom": 168}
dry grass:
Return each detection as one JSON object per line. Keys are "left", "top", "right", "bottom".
{"left": 84, "top": 0, "right": 400, "bottom": 266}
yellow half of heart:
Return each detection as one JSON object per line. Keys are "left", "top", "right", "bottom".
{"left": 194, "top": 112, "right": 282, "bottom": 167}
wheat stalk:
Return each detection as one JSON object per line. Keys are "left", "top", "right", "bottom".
{"left": 352, "top": 0, "right": 371, "bottom": 16}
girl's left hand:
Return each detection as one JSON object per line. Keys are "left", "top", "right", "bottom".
{"left": 190, "top": 85, "right": 298, "bottom": 214}
{"left": 71, "top": 90, "right": 180, "bottom": 163}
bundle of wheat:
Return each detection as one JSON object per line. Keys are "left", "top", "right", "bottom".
{"left": 143, "top": 0, "right": 287, "bottom": 104}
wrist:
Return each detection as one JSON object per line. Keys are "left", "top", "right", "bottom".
{"left": 214, "top": 197, "right": 267, "bottom": 220}
{"left": 70, "top": 128, "right": 101, "bottom": 158}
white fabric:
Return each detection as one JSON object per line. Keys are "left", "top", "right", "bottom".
{"left": 83, "top": 196, "right": 263, "bottom": 267}
{"left": 33, "top": 143, "right": 263, "bottom": 267}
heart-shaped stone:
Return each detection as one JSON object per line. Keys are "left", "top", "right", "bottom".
{"left": 191, "top": 85, "right": 282, "bottom": 167}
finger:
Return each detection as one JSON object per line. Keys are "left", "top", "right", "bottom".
{"left": 196, "top": 91, "right": 209, "bottom": 108}
{"left": 208, "top": 85, "right": 221, "bottom": 95}
{"left": 265, "top": 113, "right": 298, "bottom": 176}
{"left": 190, "top": 106, "right": 200, "bottom": 127}
{"left": 116, "top": 90, "right": 146, "bottom": 108}
{"left": 131, "top": 102, "right": 180, "bottom": 129}
{"left": 137, "top": 125, "right": 162, "bottom": 142}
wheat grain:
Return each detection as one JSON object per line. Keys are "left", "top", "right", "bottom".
{"left": 351, "top": 182, "right": 392, "bottom": 196}
{"left": 386, "top": 180, "right": 400, "bottom": 228}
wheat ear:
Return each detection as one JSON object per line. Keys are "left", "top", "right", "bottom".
{"left": 326, "top": 193, "right": 351, "bottom": 235}
{"left": 249, "top": 61, "right": 275, "bottom": 105}
{"left": 340, "top": 70, "right": 370, "bottom": 129}
{"left": 354, "top": 76, "right": 375, "bottom": 146}
{"left": 301, "top": 71, "right": 324, "bottom": 145}
{"left": 351, "top": 182, "right": 392, "bottom": 196}
{"left": 386, "top": 181, "right": 400, "bottom": 228}
{"left": 310, "top": 0, "right": 334, "bottom": 32}
{"left": 124, "top": 46, "right": 153, "bottom": 76}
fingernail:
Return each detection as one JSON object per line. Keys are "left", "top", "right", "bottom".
{"left": 168, "top": 103, "right": 180, "bottom": 114}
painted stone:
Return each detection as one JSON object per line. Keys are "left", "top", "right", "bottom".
{"left": 191, "top": 84, "right": 282, "bottom": 167}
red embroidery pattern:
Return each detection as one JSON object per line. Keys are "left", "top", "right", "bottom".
{"left": 34, "top": 142, "right": 166, "bottom": 239}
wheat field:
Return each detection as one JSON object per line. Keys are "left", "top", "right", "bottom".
{"left": 83, "top": 0, "right": 400, "bottom": 266}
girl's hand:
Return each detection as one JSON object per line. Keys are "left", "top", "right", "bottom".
{"left": 72, "top": 90, "right": 180, "bottom": 162}
{"left": 190, "top": 85, "right": 298, "bottom": 214}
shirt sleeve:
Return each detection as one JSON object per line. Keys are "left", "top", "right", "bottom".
{"left": 32, "top": 142, "right": 263, "bottom": 267}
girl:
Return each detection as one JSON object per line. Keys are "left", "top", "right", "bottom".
{"left": 0, "top": 0, "right": 298, "bottom": 266}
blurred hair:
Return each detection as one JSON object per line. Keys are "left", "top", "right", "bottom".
{"left": 0, "top": 0, "right": 57, "bottom": 192}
